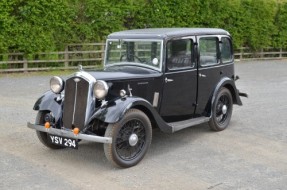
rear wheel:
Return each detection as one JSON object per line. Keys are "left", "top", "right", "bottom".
{"left": 209, "top": 87, "right": 233, "bottom": 131}
{"left": 35, "top": 111, "right": 64, "bottom": 149}
{"left": 104, "top": 109, "right": 152, "bottom": 168}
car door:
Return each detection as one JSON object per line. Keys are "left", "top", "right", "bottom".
{"left": 160, "top": 37, "right": 197, "bottom": 120}
{"left": 196, "top": 35, "right": 233, "bottom": 115}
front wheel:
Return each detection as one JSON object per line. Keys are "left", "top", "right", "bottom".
{"left": 35, "top": 111, "right": 64, "bottom": 149}
{"left": 209, "top": 87, "right": 233, "bottom": 131}
{"left": 104, "top": 109, "right": 152, "bottom": 168}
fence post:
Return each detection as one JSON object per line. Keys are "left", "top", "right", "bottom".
{"left": 240, "top": 48, "right": 243, "bottom": 61}
{"left": 23, "top": 59, "right": 28, "bottom": 73}
{"left": 101, "top": 43, "right": 105, "bottom": 65}
{"left": 260, "top": 48, "right": 264, "bottom": 58}
{"left": 279, "top": 48, "right": 282, "bottom": 58}
{"left": 64, "top": 46, "right": 69, "bottom": 69}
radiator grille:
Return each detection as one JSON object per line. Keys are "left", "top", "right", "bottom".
{"left": 63, "top": 77, "right": 89, "bottom": 129}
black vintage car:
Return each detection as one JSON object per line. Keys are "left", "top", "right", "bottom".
{"left": 27, "top": 28, "right": 247, "bottom": 168}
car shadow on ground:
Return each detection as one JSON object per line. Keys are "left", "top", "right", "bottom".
{"left": 39, "top": 122, "right": 213, "bottom": 169}
{"left": 148, "top": 123, "right": 212, "bottom": 157}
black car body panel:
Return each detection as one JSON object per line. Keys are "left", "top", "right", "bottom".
{"left": 206, "top": 77, "right": 242, "bottom": 116}
{"left": 160, "top": 68, "right": 197, "bottom": 118}
{"left": 28, "top": 28, "right": 247, "bottom": 166}
{"left": 32, "top": 28, "right": 245, "bottom": 130}
{"left": 108, "top": 28, "right": 230, "bottom": 40}
{"left": 33, "top": 91, "right": 62, "bottom": 122}
{"left": 89, "top": 69, "right": 161, "bottom": 81}
{"left": 88, "top": 96, "right": 173, "bottom": 133}
{"left": 28, "top": 28, "right": 247, "bottom": 167}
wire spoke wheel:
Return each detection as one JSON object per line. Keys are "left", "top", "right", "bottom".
{"left": 115, "top": 119, "right": 146, "bottom": 161}
{"left": 215, "top": 94, "right": 231, "bottom": 124}
{"left": 104, "top": 109, "right": 152, "bottom": 168}
{"left": 209, "top": 87, "right": 233, "bottom": 131}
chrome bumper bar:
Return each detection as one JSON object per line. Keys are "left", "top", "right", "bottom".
{"left": 27, "top": 122, "right": 112, "bottom": 144}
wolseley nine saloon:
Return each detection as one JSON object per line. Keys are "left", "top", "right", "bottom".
{"left": 27, "top": 28, "right": 247, "bottom": 168}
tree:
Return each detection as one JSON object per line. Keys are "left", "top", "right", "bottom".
{"left": 0, "top": 0, "right": 73, "bottom": 54}
{"left": 273, "top": 2, "right": 287, "bottom": 48}
{"left": 0, "top": 0, "right": 286, "bottom": 54}
{"left": 240, "top": 0, "right": 276, "bottom": 50}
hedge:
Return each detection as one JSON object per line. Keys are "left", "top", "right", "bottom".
{"left": 0, "top": 0, "right": 286, "bottom": 54}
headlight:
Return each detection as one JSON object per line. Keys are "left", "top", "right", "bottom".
{"left": 50, "top": 76, "right": 64, "bottom": 94}
{"left": 93, "top": 80, "right": 109, "bottom": 99}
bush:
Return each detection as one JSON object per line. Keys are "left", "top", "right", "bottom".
{"left": 0, "top": 0, "right": 286, "bottom": 54}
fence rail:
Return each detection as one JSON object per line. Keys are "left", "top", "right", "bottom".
{"left": 0, "top": 45, "right": 287, "bottom": 73}
{"left": 0, "top": 43, "right": 105, "bottom": 73}
{"left": 234, "top": 47, "right": 287, "bottom": 61}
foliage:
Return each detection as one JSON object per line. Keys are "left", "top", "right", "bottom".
{"left": 0, "top": 0, "right": 73, "bottom": 54}
{"left": 240, "top": 0, "right": 277, "bottom": 50}
{"left": 0, "top": 0, "right": 286, "bottom": 54}
{"left": 274, "top": 2, "right": 287, "bottom": 48}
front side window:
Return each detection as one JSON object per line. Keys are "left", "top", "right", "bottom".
{"left": 166, "top": 39, "right": 194, "bottom": 70}
{"left": 105, "top": 40, "right": 162, "bottom": 71}
{"left": 221, "top": 37, "right": 233, "bottom": 63}
{"left": 199, "top": 37, "right": 219, "bottom": 67}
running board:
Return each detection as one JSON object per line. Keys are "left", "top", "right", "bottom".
{"left": 168, "top": 117, "right": 210, "bottom": 133}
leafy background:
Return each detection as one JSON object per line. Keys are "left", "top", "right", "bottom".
{"left": 0, "top": 0, "right": 287, "bottom": 54}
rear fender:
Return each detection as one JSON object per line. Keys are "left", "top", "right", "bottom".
{"left": 214, "top": 77, "right": 243, "bottom": 106}
{"left": 33, "top": 91, "right": 62, "bottom": 121}
{"left": 205, "top": 77, "right": 242, "bottom": 116}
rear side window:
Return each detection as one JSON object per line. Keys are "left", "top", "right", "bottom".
{"left": 199, "top": 37, "right": 219, "bottom": 67}
{"left": 221, "top": 37, "right": 233, "bottom": 63}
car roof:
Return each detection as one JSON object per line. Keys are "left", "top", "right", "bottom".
{"left": 107, "top": 28, "right": 230, "bottom": 39}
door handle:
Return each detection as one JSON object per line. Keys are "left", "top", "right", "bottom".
{"left": 165, "top": 77, "right": 174, "bottom": 83}
{"left": 199, "top": 73, "right": 206, "bottom": 78}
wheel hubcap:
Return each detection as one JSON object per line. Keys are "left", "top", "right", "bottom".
{"left": 222, "top": 105, "right": 227, "bottom": 115}
{"left": 129, "top": 133, "right": 139, "bottom": 146}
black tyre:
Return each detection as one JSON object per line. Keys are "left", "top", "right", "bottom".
{"left": 209, "top": 87, "right": 233, "bottom": 131}
{"left": 35, "top": 111, "right": 64, "bottom": 149}
{"left": 104, "top": 109, "right": 152, "bottom": 168}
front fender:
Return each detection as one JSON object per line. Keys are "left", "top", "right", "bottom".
{"left": 33, "top": 91, "right": 62, "bottom": 121}
{"left": 88, "top": 97, "right": 173, "bottom": 133}
{"left": 89, "top": 97, "right": 153, "bottom": 123}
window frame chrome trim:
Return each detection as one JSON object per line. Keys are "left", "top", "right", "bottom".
{"left": 104, "top": 39, "right": 164, "bottom": 72}
{"left": 197, "top": 35, "right": 221, "bottom": 68}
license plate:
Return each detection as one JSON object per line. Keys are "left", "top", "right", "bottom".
{"left": 48, "top": 134, "right": 78, "bottom": 149}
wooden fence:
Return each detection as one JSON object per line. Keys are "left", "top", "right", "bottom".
{"left": 0, "top": 43, "right": 105, "bottom": 73}
{"left": 234, "top": 47, "right": 287, "bottom": 61}
{"left": 0, "top": 45, "right": 287, "bottom": 73}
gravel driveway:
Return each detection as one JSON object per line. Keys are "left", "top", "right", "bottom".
{"left": 0, "top": 60, "right": 286, "bottom": 190}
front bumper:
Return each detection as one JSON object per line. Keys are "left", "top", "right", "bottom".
{"left": 27, "top": 122, "right": 112, "bottom": 144}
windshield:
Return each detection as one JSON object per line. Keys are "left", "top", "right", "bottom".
{"left": 105, "top": 39, "right": 163, "bottom": 71}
